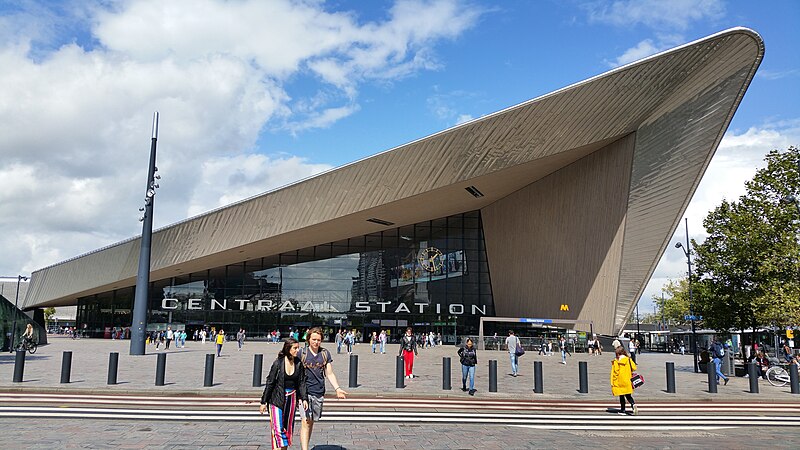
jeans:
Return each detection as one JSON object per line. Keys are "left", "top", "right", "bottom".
{"left": 216, "top": 343, "right": 222, "bottom": 356}
{"left": 713, "top": 357, "right": 728, "bottom": 382}
{"left": 372, "top": 342, "right": 377, "bottom": 353}
{"left": 509, "top": 353, "right": 518, "bottom": 375}
{"left": 561, "top": 350, "right": 567, "bottom": 363}
{"left": 462, "top": 365, "right": 475, "bottom": 390}
{"left": 380, "top": 341, "right": 386, "bottom": 353}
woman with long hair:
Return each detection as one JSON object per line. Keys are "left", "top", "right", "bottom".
{"left": 610, "top": 346, "right": 638, "bottom": 415}
{"left": 259, "top": 338, "right": 308, "bottom": 449}
{"left": 458, "top": 337, "right": 478, "bottom": 395}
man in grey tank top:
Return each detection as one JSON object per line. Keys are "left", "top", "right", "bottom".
{"left": 300, "top": 327, "right": 347, "bottom": 450}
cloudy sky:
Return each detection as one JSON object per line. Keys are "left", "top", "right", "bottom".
{"left": 1, "top": 0, "right": 798, "bottom": 311}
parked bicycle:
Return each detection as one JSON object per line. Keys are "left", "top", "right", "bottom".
{"left": 765, "top": 363, "right": 800, "bottom": 387}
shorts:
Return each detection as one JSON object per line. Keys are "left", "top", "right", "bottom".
{"left": 302, "top": 394, "right": 324, "bottom": 421}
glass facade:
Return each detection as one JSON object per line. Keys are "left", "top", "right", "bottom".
{"left": 77, "top": 211, "right": 493, "bottom": 342}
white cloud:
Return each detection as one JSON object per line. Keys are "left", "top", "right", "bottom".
{"left": 609, "top": 39, "right": 662, "bottom": 67}
{"left": 187, "top": 154, "right": 333, "bottom": 217}
{"left": 639, "top": 120, "right": 800, "bottom": 308}
{"left": 756, "top": 68, "right": 800, "bottom": 81}
{"left": 0, "top": 0, "right": 482, "bottom": 276}
{"left": 584, "top": 0, "right": 725, "bottom": 31}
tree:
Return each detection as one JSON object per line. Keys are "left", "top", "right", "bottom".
{"left": 653, "top": 279, "right": 693, "bottom": 326}
{"left": 44, "top": 307, "right": 56, "bottom": 325}
{"left": 692, "top": 147, "right": 800, "bottom": 332}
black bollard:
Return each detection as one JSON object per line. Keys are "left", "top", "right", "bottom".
{"left": 707, "top": 359, "right": 717, "bottom": 393}
{"left": 252, "top": 354, "right": 263, "bottom": 387}
{"left": 61, "top": 351, "right": 73, "bottom": 384}
{"left": 489, "top": 360, "right": 497, "bottom": 392}
{"left": 748, "top": 361, "right": 759, "bottom": 394}
{"left": 790, "top": 364, "right": 800, "bottom": 394}
{"left": 12, "top": 350, "right": 25, "bottom": 383}
{"left": 666, "top": 362, "right": 676, "bottom": 393}
{"left": 349, "top": 354, "right": 358, "bottom": 388}
{"left": 155, "top": 352, "right": 167, "bottom": 386}
{"left": 107, "top": 352, "right": 119, "bottom": 385}
{"left": 533, "top": 361, "right": 543, "bottom": 394}
{"left": 204, "top": 353, "right": 215, "bottom": 387}
{"left": 443, "top": 357, "right": 451, "bottom": 390}
{"left": 578, "top": 361, "right": 588, "bottom": 393}
{"left": 396, "top": 355, "right": 405, "bottom": 388}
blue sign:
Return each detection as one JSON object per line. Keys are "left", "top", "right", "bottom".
{"left": 520, "top": 318, "right": 553, "bottom": 324}
{"left": 684, "top": 315, "right": 703, "bottom": 321}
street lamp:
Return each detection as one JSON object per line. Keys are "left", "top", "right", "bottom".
{"left": 675, "top": 218, "right": 699, "bottom": 373}
{"left": 6, "top": 275, "right": 29, "bottom": 353}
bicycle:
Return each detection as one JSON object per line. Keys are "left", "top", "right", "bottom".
{"left": 15, "top": 339, "right": 38, "bottom": 355}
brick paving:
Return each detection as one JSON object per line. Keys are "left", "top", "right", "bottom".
{"left": 2, "top": 336, "right": 799, "bottom": 402}
{"left": 5, "top": 417, "right": 798, "bottom": 449}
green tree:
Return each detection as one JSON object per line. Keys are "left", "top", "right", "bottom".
{"left": 653, "top": 279, "right": 693, "bottom": 326}
{"left": 44, "top": 307, "right": 56, "bottom": 325}
{"left": 692, "top": 146, "right": 800, "bottom": 332}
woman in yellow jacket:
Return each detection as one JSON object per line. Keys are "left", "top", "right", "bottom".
{"left": 610, "top": 346, "right": 638, "bottom": 415}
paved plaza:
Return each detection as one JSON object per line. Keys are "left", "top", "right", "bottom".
{"left": 1, "top": 335, "right": 799, "bottom": 401}
{"left": 6, "top": 417, "right": 800, "bottom": 449}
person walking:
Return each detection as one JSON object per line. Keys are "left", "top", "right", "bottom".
{"left": 559, "top": 336, "right": 568, "bottom": 365}
{"left": 237, "top": 328, "right": 246, "bottom": 351}
{"left": 399, "top": 327, "right": 418, "bottom": 379}
{"left": 709, "top": 338, "right": 729, "bottom": 386}
{"left": 458, "top": 337, "right": 478, "bottom": 395}
{"left": 299, "top": 328, "right": 347, "bottom": 450}
{"left": 165, "top": 326, "right": 173, "bottom": 350}
{"left": 505, "top": 330, "right": 520, "bottom": 376}
{"left": 335, "top": 330, "right": 343, "bottom": 354}
{"left": 628, "top": 337, "right": 637, "bottom": 364}
{"left": 216, "top": 328, "right": 225, "bottom": 357}
{"left": 610, "top": 346, "right": 638, "bottom": 415}
{"left": 379, "top": 329, "right": 387, "bottom": 354}
{"left": 180, "top": 330, "right": 187, "bottom": 348}
{"left": 259, "top": 338, "right": 308, "bottom": 450}
{"left": 370, "top": 331, "right": 377, "bottom": 353}
{"left": 345, "top": 330, "right": 354, "bottom": 354}
{"left": 200, "top": 329, "right": 207, "bottom": 344}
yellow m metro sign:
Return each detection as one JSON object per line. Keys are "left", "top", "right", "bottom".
{"left": 560, "top": 304, "right": 569, "bottom": 312}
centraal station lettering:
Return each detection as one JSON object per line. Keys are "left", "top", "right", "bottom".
{"left": 160, "top": 298, "right": 487, "bottom": 316}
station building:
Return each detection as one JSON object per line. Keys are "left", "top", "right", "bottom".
{"left": 20, "top": 29, "right": 763, "bottom": 341}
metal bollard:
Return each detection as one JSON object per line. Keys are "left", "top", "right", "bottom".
{"left": 349, "top": 354, "right": 358, "bottom": 388}
{"left": 396, "top": 355, "right": 405, "bottom": 388}
{"left": 790, "top": 364, "right": 800, "bottom": 394}
{"left": 12, "top": 350, "right": 25, "bottom": 383}
{"left": 533, "top": 361, "right": 543, "bottom": 394}
{"left": 204, "top": 354, "right": 215, "bottom": 387}
{"left": 252, "top": 354, "right": 263, "bottom": 387}
{"left": 666, "top": 362, "right": 676, "bottom": 393}
{"left": 107, "top": 352, "right": 119, "bottom": 385}
{"left": 707, "top": 359, "right": 717, "bottom": 393}
{"left": 489, "top": 360, "right": 497, "bottom": 392}
{"left": 443, "top": 357, "right": 451, "bottom": 390}
{"left": 748, "top": 361, "right": 759, "bottom": 394}
{"left": 155, "top": 352, "right": 167, "bottom": 386}
{"left": 61, "top": 351, "right": 73, "bottom": 384}
{"left": 578, "top": 361, "right": 588, "bottom": 393}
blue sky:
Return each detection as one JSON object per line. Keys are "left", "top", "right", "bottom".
{"left": 1, "top": 0, "right": 798, "bottom": 311}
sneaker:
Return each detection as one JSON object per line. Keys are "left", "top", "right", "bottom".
{"left": 632, "top": 405, "right": 638, "bottom": 415}
{"left": 468, "top": 389, "right": 476, "bottom": 396}
{"left": 561, "top": 361, "right": 567, "bottom": 365}
{"left": 617, "top": 411, "right": 627, "bottom": 415}
{"left": 724, "top": 378, "right": 729, "bottom": 386}
{"left": 461, "top": 386, "right": 468, "bottom": 392}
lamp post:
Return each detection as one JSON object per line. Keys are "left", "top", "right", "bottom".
{"left": 675, "top": 218, "right": 699, "bottom": 373}
{"left": 130, "top": 112, "right": 160, "bottom": 356}
{"left": 6, "top": 275, "right": 29, "bottom": 353}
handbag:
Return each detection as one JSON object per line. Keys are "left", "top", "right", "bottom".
{"left": 514, "top": 343, "right": 525, "bottom": 357}
{"left": 630, "top": 372, "right": 645, "bottom": 389}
